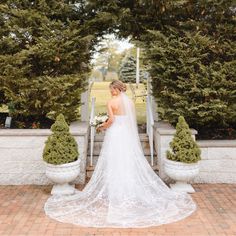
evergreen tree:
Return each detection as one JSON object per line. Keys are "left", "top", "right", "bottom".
{"left": 118, "top": 50, "right": 146, "bottom": 84}
{"left": 118, "top": 55, "right": 137, "bottom": 83}
{"left": 90, "top": 0, "right": 236, "bottom": 129}
{"left": 1, "top": 0, "right": 235, "bottom": 130}
{"left": 0, "top": 0, "right": 97, "bottom": 122}
{"left": 145, "top": 29, "right": 236, "bottom": 129}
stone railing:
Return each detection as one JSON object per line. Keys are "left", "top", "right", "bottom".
{"left": 0, "top": 121, "right": 89, "bottom": 185}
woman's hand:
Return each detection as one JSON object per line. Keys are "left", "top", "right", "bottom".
{"left": 96, "top": 124, "right": 105, "bottom": 133}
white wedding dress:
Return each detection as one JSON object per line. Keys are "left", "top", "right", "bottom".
{"left": 44, "top": 92, "right": 196, "bottom": 228}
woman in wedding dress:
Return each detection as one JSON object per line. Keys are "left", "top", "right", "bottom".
{"left": 44, "top": 80, "right": 196, "bottom": 228}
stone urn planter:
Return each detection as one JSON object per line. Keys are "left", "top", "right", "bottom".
{"left": 165, "top": 116, "right": 201, "bottom": 193}
{"left": 164, "top": 159, "right": 199, "bottom": 193}
{"left": 43, "top": 114, "right": 80, "bottom": 195}
{"left": 45, "top": 159, "right": 80, "bottom": 195}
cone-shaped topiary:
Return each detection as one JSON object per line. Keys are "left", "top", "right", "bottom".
{"left": 167, "top": 116, "right": 201, "bottom": 163}
{"left": 43, "top": 114, "right": 78, "bottom": 165}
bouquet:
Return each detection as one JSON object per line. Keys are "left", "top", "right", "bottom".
{"left": 90, "top": 112, "right": 109, "bottom": 132}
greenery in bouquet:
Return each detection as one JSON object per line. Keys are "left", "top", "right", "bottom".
{"left": 91, "top": 112, "right": 109, "bottom": 132}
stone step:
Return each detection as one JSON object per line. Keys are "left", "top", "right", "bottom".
{"left": 86, "top": 154, "right": 158, "bottom": 178}
{"left": 86, "top": 132, "right": 158, "bottom": 178}
{"left": 90, "top": 133, "right": 149, "bottom": 142}
{"left": 86, "top": 163, "right": 159, "bottom": 178}
{"left": 88, "top": 133, "right": 155, "bottom": 156}
{"left": 88, "top": 140, "right": 154, "bottom": 156}
{"left": 87, "top": 153, "right": 158, "bottom": 167}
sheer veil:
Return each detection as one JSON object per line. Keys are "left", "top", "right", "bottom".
{"left": 44, "top": 90, "right": 196, "bottom": 228}
{"left": 121, "top": 92, "right": 139, "bottom": 140}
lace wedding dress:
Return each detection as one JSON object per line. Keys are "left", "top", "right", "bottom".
{"left": 44, "top": 92, "right": 196, "bottom": 228}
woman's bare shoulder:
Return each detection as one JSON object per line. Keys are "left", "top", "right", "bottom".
{"left": 106, "top": 98, "right": 115, "bottom": 106}
{"left": 107, "top": 97, "right": 118, "bottom": 104}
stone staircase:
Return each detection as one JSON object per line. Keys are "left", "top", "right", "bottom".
{"left": 86, "top": 133, "right": 158, "bottom": 178}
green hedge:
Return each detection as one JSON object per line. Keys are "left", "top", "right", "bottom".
{"left": 145, "top": 29, "right": 236, "bottom": 129}
{"left": 0, "top": 1, "right": 92, "bottom": 122}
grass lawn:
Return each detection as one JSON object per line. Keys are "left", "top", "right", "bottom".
{"left": 89, "top": 82, "right": 146, "bottom": 124}
{"left": 0, "top": 105, "right": 8, "bottom": 113}
{"left": 1, "top": 82, "right": 147, "bottom": 125}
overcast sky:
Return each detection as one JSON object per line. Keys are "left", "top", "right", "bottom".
{"left": 91, "top": 34, "right": 134, "bottom": 65}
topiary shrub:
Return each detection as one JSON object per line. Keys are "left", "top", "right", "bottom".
{"left": 43, "top": 114, "right": 78, "bottom": 165}
{"left": 167, "top": 116, "right": 201, "bottom": 163}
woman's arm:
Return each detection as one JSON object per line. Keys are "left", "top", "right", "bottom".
{"left": 97, "top": 100, "right": 114, "bottom": 131}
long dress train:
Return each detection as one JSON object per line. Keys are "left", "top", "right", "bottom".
{"left": 44, "top": 93, "right": 196, "bottom": 228}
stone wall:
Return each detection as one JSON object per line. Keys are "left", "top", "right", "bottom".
{"left": 1, "top": 119, "right": 235, "bottom": 185}
{"left": 195, "top": 140, "right": 236, "bottom": 183}
{"left": 154, "top": 121, "right": 236, "bottom": 183}
{"left": 0, "top": 122, "right": 89, "bottom": 185}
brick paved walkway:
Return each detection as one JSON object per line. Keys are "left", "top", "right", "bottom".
{"left": 0, "top": 184, "right": 235, "bottom": 236}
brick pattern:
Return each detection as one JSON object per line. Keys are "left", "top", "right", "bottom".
{"left": 0, "top": 184, "right": 236, "bottom": 236}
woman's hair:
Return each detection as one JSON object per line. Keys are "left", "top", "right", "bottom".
{"left": 109, "top": 80, "right": 127, "bottom": 92}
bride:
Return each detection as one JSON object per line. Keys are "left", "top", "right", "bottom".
{"left": 44, "top": 80, "right": 196, "bottom": 228}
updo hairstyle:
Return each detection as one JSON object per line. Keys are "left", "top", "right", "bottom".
{"left": 109, "top": 80, "right": 127, "bottom": 92}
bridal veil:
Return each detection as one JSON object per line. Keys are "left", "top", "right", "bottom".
{"left": 44, "top": 91, "right": 196, "bottom": 228}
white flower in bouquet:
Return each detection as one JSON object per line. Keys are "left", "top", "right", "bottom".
{"left": 91, "top": 113, "right": 109, "bottom": 129}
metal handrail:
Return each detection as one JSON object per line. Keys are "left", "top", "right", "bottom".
{"left": 129, "top": 83, "right": 147, "bottom": 102}
{"left": 88, "top": 80, "right": 94, "bottom": 93}
{"left": 146, "top": 76, "right": 155, "bottom": 166}
{"left": 89, "top": 96, "right": 96, "bottom": 166}
{"left": 146, "top": 95, "right": 155, "bottom": 166}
